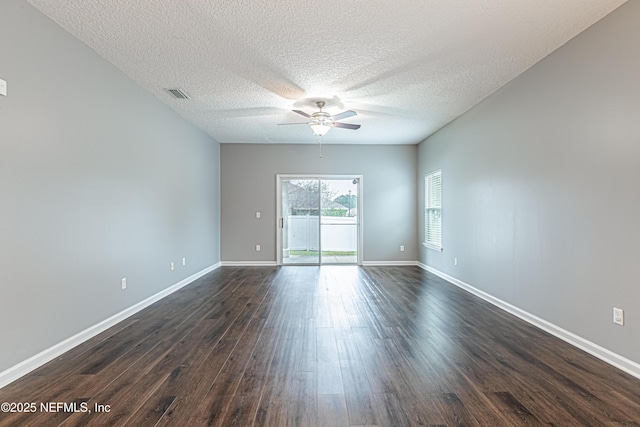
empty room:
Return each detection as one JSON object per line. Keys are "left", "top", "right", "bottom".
{"left": 2, "top": 0, "right": 640, "bottom": 425}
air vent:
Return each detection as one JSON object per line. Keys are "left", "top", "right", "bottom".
{"left": 165, "top": 88, "right": 191, "bottom": 99}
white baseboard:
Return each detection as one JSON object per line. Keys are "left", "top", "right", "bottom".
{"left": 221, "top": 261, "right": 417, "bottom": 267}
{"left": 220, "top": 261, "right": 278, "bottom": 267}
{"left": 0, "top": 263, "right": 221, "bottom": 389}
{"left": 417, "top": 262, "right": 640, "bottom": 380}
{"left": 223, "top": 261, "right": 417, "bottom": 267}
{"left": 362, "top": 261, "right": 419, "bottom": 266}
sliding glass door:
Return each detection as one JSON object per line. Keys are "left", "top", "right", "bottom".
{"left": 278, "top": 175, "right": 361, "bottom": 265}
{"left": 281, "top": 179, "right": 320, "bottom": 265}
{"left": 320, "top": 178, "right": 358, "bottom": 264}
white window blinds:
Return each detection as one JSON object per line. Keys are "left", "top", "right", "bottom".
{"left": 425, "top": 170, "right": 442, "bottom": 249}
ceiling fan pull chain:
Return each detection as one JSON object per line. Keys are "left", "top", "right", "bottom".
{"left": 318, "top": 135, "right": 323, "bottom": 158}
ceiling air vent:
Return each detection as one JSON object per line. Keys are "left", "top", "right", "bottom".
{"left": 165, "top": 88, "right": 191, "bottom": 99}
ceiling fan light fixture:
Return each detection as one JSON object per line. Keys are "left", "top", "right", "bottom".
{"left": 310, "top": 123, "right": 332, "bottom": 136}
{"left": 279, "top": 100, "right": 359, "bottom": 137}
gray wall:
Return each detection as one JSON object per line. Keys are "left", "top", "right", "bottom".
{"left": 0, "top": 0, "right": 220, "bottom": 372}
{"left": 221, "top": 144, "right": 417, "bottom": 263}
{"left": 418, "top": 1, "right": 640, "bottom": 364}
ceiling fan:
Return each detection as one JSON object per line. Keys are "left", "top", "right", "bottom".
{"left": 279, "top": 101, "right": 361, "bottom": 136}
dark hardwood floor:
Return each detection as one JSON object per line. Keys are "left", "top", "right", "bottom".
{"left": 2, "top": 266, "right": 640, "bottom": 426}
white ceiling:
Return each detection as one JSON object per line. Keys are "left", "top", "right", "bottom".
{"left": 28, "top": 0, "right": 625, "bottom": 145}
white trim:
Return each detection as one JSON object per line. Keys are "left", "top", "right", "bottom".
{"left": 0, "top": 263, "right": 220, "bottom": 389}
{"left": 220, "top": 261, "right": 278, "bottom": 267}
{"left": 362, "top": 261, "right": 419, "bottom": 267}
{"left": 422, "top": 242, "right": 443, "bottom": 251}
{"left": 276, "top": 175, "right": 283, "bottom": 265}
{"left": 417, "top": 262, "right": 640, "bottom": 380}
{"left": 223, "top": 261, "right": 419, "bottom": 267}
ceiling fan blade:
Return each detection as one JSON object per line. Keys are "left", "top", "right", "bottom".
{"left": 278, "top": 122, "right": 309, "bottom": 125}
{"left": 334, "top": 122, "right": 361, "bottom": 130}
{"left": 292, "top": 109, "right": 312, "bottom": 118}
{"left": 331, "top": 110, "right": 357, "bottom": 121}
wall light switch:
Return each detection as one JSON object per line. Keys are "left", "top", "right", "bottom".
{"left": 121, "top": 277, "right": 127, "bottom": 290}
{"left": 454, "top": 257, "right": 458, "bottom": 266}
{"left": 256, "top": 244, "right": 261, "bottom": 251}
{"left": 256, "top": 211, "right": 261, "bottom": 219}
{"left": 182, "top": 257, "right": 186, "bottom": 266}
{"left": 170, "top": 262, "right": 175, "bottom": 271}
{"left": 0, "top": 79, "right": 6, "bottom": 96}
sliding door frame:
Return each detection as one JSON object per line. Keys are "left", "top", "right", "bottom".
{"left": 276, "top": 174, "right": 363, "bottom": 266}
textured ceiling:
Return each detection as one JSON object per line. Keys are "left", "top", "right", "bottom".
{"left": 28, "top": 0, "right": 626, "bottom": 145}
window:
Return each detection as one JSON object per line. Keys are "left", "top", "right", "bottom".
{"left": 424, "top": 169, "right": 442, "bottom": 250}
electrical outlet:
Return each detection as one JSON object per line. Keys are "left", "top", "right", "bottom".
{"left": 170, "top": 262, "right": 175, "bottom": 271}
{"left": 182, "top": 257, "right": 186, "bottom": 266}
{"left": 256, "top": 244, "right": 261, "bottom": 252}
{"left": 121, "top": 277, "right": 127, "bottom": 290}
{"left": 454, "top": 257, "right": 458, "bottom": 266}
{"left": 400, "top": 245, "right": 405, "bottom": 252}
{"left": 613, "top": 307, "right": 624, "bottom": 326}
{"left": 256, "top": 211, "right": 261, "bottom": 219}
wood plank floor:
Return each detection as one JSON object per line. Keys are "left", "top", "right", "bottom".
{"left": 2, "top": 266, "right": 640, "bottom": 426}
